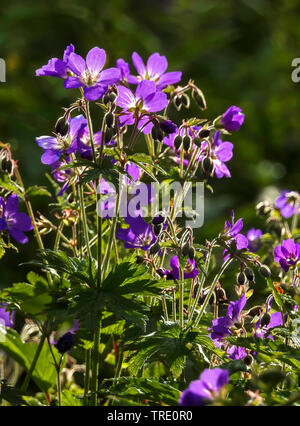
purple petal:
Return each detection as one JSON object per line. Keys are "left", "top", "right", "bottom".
{"left": 86, "top": 47, "right": 106, "bottom": 73}
{"left": 83, "top": 85, "right": 107, "bottom": 101}
{"left": 64, "top": 76, "right": 84, "bottom": 89}
{"left": 146, "top": 53, "right": 168, "bottom": 77}
{"left": 132, "top": 52, "right": 146, "bottom": 77}
{"left": 67, "top": 52, "right": 86, "bottom": 76}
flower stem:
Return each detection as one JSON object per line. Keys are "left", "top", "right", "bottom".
{"left": 21, "top": 334, "right": 46, "bottom": 393}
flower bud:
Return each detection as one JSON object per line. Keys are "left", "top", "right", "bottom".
{"left": 260, "top": 312, "right": 271, "bottom": 327}
{"left": 104, "top": 127, "right": 115, "bottom": 143}
{"left": 259, "top": 264, "right": 271, "bottom": 278}
{"left": 183, "top": 135, "right": 191, "bottom": 152}
{"left": 247, "top": 306, "right": 262, "bottom": 317}
{"left": 182, "top": 94, "right": 190, "bottom": 109}
{"left": 109, "top": 92, "right": 117, "bottom": 103}
{"left": 244, "top": 267, "right": 255, "bottom": 282}
{"left": 55, "top": 116, "right": 69, "bottom": 136}
{"left": 174, "top": 96, "right": 182, "bottom": 111}
{"left": 199, "top": 129, "right": 210, "bottom": 138}
{"left": 192, "top": 88, "right": 207, "bottom": 110}
{"left": 244, "top": 354, "right": 254, "bottom": 366}
{"left": 153, "top": 223, "right": 163, "bottom": 236}
{"left": 201, "top": 156, "right": 214, "bottom": 175}
{"left": 149, "top": 242, "right": 161, "bottom": 255}
{"left": 193, "top": 136, "right": 202, "bottom": 147}
{"left": 105, "top": 112, "right": 115, "bottom": 128}
{"left": 103, "top": 93, "right": 110, "bottom": 105}
{"left": 188, "top": 247, "right": 195, "bottom": 260}
{"left": 174, "top": 135, "right": 182, "bottom": 150}
{"left": 237, "top": 272, "right": 247, "bottom": 286}
{"left": 181, "top": 243, "right": 190, "bottom": 258}
{"left": 151, "top": 124, "right": 164, "bottom": 142}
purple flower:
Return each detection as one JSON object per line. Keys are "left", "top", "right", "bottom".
{"left": 36, "top": 115, "right": 87, "bottom": 165}
{"left": 54, "top": 320, "right": 79, "bottom": 354}
{"left": 226, "top": 345, "right": 247, "bottom": 360}
{"left": 0, "top": 194, "right": 33, "bottom": 244}
{"left": 199, "top": 131, "right": 234, "bottom": 178}
{"left": 36, "top": 44, "right": 75, "bottom": 79}
{"left": 275, "top": 190, "right": 300, "bottom": 219}
{"left": 179, "top": 368, "right": 229, "bottom": 406}
{"left": 255, "top": 312, "right": 283, "bottom": 339}
{"left": 116, "top": 80, "right": 168, "bottom": 134}
{"left": 116, "top": 215, "right": 156, "bottom": 250}
{"left": 274, "top": 239, "right": 300, "bottom": 272}
{"left": 223, "top": 211, "right": 248, "bottom": 260}
{"left": 221, "top": 106, "right": 244, "bottom": 132}
{"left": 51, "top": 160, "right": 72, "bottom": 196}
{"left": 247, "top": 228, "right": 262, "bottom": 252}
{"left": 116, "top": 58, "right": 130, "bottom": 82}
{"left": 209, "top": 294, "right": 247, "bottom": 347}
{"left": 0, "top": 304, "right": 15, "bottom": 328}
{"left": 64, "top": 47, "right": 120, "bottom": 101}
{"left": 166, "top": 255, "right": 199, "bottom": 280}
{"left": 128, "top": 52, "right": 182, "bottom": 89}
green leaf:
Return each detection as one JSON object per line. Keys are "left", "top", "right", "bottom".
{"left": 25, "top": 185, "right": 51, "bottom": 198}
{"left": 0, "top": 329, "right": 59, "bottom": 392}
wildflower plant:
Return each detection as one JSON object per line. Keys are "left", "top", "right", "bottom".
{"left": 0, "top": 44, "right": 299, "bottom": 408}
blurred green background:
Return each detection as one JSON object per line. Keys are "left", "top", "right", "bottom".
{"left": 1, "top": 0, "right": 300, "bottom": 286}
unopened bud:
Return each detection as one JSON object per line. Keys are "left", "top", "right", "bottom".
{"left": 260, "top": 312, "right": 271, "bottom": 327}
{"left": 199, "top": 129, "right": 210, "bottom": 138}
{"left": 183, "top": 135, "right": 191, "bottom": 152}
{"left": 151, "top": 125, "right": 164, "bottom": 142}
{"left": 104, "top": 127, "right": 114, "bottom": 143}
{"left": 105, "top": 112, "right": 115, "bottom": 128}
{"left": 237, "top": 272, "right": 247, "bottom": 286}
{"left": 174, "top": 135, "right": 182, "bottom": 150}
{"left": 244, "top": 354, "right": 254, "bottom": 366}
{"left": 182, "top": 94, "right": 190, "bottom": 109}
{"left": 181, "top": 243, "right": 190, "bottom": 258}
{"left": 55, "top": 116, "right": 69, "bottom": 136}
{"left": 259, "top": 264, "right": 271, "bottom": 278}
{"left": 149, "top": 242, "right": 161, "bottom": 255}
{"left": 201, "top": 157, "right": 214, "bottom": 175}
{"left": 244, "top": 267, "right": 255, "bottom": 282}
{"left": 193, "top": 136, "right": 202, "bottom": 147}
{"left": 153, "top": 223, "right": 162, "bottom": 236}
{"left": 247, "top": 306, "right": 262, "bottom": 317}
{"left": 192, "top": 88, "right": 207, "bottom": 110}
{"left": 188, "top": 247, "right": 195, "bottom": 260}
{"left": 174, "top": 96, "right": 182, "bottom": 111}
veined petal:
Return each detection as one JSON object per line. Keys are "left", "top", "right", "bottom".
{"left": 83, "top": 84, "right": 107, "bottom": 101}
{"left": 116, "top": 86, "right": 136, "bottom": 109}
{"left": 146, "top": 53, "right": 168, "bottom": 78}
{"left": 67, "top": 52, "right": 86, "bottom": 76}
{"left": 157, "top": 71, "right": 182, "bottom": 89}
{"left": 64, "top": 76, "right": 84, "bottom": 89}
{"left": 86, "top": 47, "right": 106, "bottom": 73}
{"left": 145, "top": 91, "right": 168, "bottom": 112}
{"left": 132, "top": 52, "right": 146, "bottom": 77}
{"left": 99, "top": 67, "right": 121, "bottom": 84}
{"left": 5, "top": 194, "right": 19, "bottom": 215}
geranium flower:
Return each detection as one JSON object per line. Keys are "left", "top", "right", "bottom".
{"left": 274, "top": 239, "right": 300, "bottom": 272}
{"left": 36, "top": 115, "right": 87, "bottom": 165}
{"left": 36, "top": 44, "right": 75, "bottom": 79}
{"left": 116, "top": 215, "right": 156, "bottom": 250}
{"left": 64, "top": 47, "right": 120, "bottom": 101}
{"left": 128, "top": 52, "right": 182, "bottom": 89}
{"left": 221, "top": 105, "right": 244, "bottom": 132}
{"left": 179, "top": 368, "right": 229, "bottom": 406}
{"left": 0, "top": 194, "right": 33, "bottom": 244}
{"left": 116, "top": 58, "right": 130, "bottom": 82}
{"left": 254, "top": 312, "right": 283, "bottom": 339}
{"left": 222, "top": 211, "right": 248, "bottom": 260}
{"left": 0, "top": 304, "right": 15, "bottom": 328}
{"left": 116, "top": 80, "right": 168, "bottom": 134}
{"left": 275, "top": 190, "right": 300, "bottom": 219}
{"left": 166, "top": 255, "right": 199, "bottom": 280}
{"left": 247, "top": 228, "right": 262, "bottom": 252}
{"left": 209, "top": 294, "right": 247, "bottom": 347}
